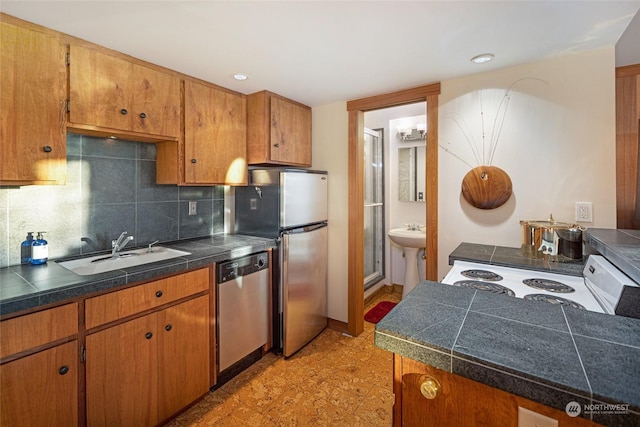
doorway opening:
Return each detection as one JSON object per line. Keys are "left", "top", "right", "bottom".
{"left": 363, "top": 103, "right": 427, "bottom": 298}
{"left": 346, "top": 83, "right": 440, "bottom": 337}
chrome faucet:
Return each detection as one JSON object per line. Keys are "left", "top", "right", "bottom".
{"left": 111, "top": 231, "right": 134, "bottom": 258}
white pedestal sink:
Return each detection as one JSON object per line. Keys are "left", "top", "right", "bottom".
{"left": 388, "top": 227, "right": 426, "bottom": 298}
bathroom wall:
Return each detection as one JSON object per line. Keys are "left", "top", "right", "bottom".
{"left": 0, "top": 134, "right": 225, "bottom": 268}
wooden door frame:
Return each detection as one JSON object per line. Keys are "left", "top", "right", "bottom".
{"left": 346, "top": 83, "right": 441, "bottom": 337}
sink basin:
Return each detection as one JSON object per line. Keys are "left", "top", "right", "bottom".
{"left": 58, "top": 246, "right": 191, "bottom": 276}
{"left": 388, "top": 228, "right": 426, "bottom": 299}
{"left": 388, "top": 228, "right": 426, "bottom": 249}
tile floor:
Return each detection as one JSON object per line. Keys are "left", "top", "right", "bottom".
{"left": 166, "top": 289, "right": 401, "bottom": 426}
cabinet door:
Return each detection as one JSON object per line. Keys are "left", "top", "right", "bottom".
{"left": 69, "top": 45, "right": 133, "bottom": 132}
{"left": 86, "top": 313, "right": 159, "bottom": 427}
{"left": 398, "top": 356, "right": 595, "bottom": 427}
{"left": 0, "top": 22, "right": 66, "bottom": 184}
{"left": 157, "top": 295, "right": 210, "bottom": 422}
{"left": 0, "top": 341, "right": 78, "bottom": 427}
{"left": 131, "top": 63, "right": 180, "bottom": 137}
{"left": 69, "top": 46, "right": 180, "bottom": 138}
{"left": 269, "top": 96, "right": 311, "bottom": 166}
{"left": 184, "top": 80, "right": 247, "bottom": 184}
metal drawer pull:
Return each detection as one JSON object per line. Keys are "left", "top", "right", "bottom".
{"left": 419, "top": 376, "right": 440, "bottom": 399}
{"left": 156, "top": 290, "right": 163, "bottom": 298}
{"left": 58, "top": 366, "right": 69, "bottom": 375}
{"left": 145, "top": 332, "right": 153, "bottom": 340}
{"left": 165, "top": 324, "right": 172, "bottom": 332}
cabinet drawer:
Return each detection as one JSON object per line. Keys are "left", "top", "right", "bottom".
{"left": 85, "top": 268, "right": 210, "bottom": 329}
{"left": 0, "top": 303, "right": 78, "bottom": 359}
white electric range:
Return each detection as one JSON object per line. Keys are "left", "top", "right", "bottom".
{"left": 442, "top": 255, "right": 637, "bottom": 314}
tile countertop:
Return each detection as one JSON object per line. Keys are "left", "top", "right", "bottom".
{"left": 447, "top": 242, "right": 586, "bottom": 277}
{"left": 0, "top": 234, "right": 277, "bottom": 317}
{"left": 376, "top": 237, "right": 640, "bottom": 427}
{"left": 584, "top": 228, "right": 640, "bottom": 285}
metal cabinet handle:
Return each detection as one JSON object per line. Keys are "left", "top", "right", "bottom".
{"left": 274, "top": 143, "right": 280, "bottom": 148}
{"left": 156, "top": 290, "right": 163, "bottom": 298}
{"left": 58, "top": 366, "right": 69, "bottom": 375}
{"left": 165, "top": 324, "right": 172, "bottom": 332}
{"left": 121, "top": 108, "right": 128, "bottom": 115}
{"left": 139, "top": 112, "right": 147, "bottom": 119}
{"left": 191, "top": 159, "right": 197, "bottom": 164}
{"left": 43, "top": 146, "right": 52, "bottom": 153}
{"left": 419, "top": 376, "right": 440, "bottom": 399}
{"left": 145, "top": 332, "right": 153, "bottom": 340}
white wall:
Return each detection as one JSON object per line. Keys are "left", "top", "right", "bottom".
{"left": 311, "top": 102, "right": 349, "bottom": 322}
{"left": 312, "top": 47, "right": 618, "bottom": 323}
{"left": 438, "top": 47, "right": 617, "bottom": 278}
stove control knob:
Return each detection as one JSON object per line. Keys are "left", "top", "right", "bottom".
{"left": 419, "top": 375, "right": 440, "bottom": 399}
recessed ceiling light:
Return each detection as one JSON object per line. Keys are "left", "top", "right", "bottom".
{"left": 233, "top": 73, "right": 249, "bottom": 81}
{"left": 470, "top": 53, "right": 494, "bottom": 64}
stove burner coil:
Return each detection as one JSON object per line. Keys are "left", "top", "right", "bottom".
{"left": 524, "top": 294, "right": 585, "bottom": 310}
{"left": 460, "top": 269, "right": 503, "bottom": 281}
{"left": 452, "top": 280, "right": 515, "bottom": 296}
{"left": 522, "top": 278, "right": 575, "bottom": 293}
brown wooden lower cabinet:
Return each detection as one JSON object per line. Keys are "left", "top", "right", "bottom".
{"left": 0, "top": 341, "right": 78, "bottom": 427}
{"left": 86, "top": 295, "right": 210, "bottom": 426}
{"left": 394, "top": 355, "right": 601, "bottom": 427}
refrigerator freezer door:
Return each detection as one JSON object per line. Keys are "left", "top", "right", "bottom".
{"left": 281, "top": 171, "right": 328, "bottom": 229}
{"left": 281, "top": 225, "right": 328, "bottom": 357}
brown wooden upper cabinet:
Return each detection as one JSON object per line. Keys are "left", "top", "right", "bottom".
{"left": 247, "top": 91, "right": 312, "bottom": 167}
{"left": 68, "top": 45, "right": 180, "bottom": 139}
{"left": 182, "top": 80, "right": 247, "bottom": 185}
{"left": 0, "top": 21, "right": 67, "bottom": 185}
{"left": 616, "top": 64, "right": 640, "bottom": 230}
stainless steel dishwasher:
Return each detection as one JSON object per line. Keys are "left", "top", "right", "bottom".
{"left": 216, "top": 252, "right": 269, "bottom": 384}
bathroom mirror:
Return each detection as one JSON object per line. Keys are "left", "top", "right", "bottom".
{"left": 398, "top": 146, "right": 426, "bottom": 202}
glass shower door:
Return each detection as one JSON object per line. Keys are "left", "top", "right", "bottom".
{"left": 364, "top": 128, "right": 384, "bottom": 289}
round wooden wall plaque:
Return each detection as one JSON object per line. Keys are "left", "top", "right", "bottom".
{"left": 461, "top": 166, "right": 512, "bottom": 209}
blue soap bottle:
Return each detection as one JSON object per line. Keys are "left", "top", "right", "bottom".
{"left": 21, "top": 232, "right": 34, "bottom": 264}
{"left": 31, "top": 232, "right": 48, "bottom": 265}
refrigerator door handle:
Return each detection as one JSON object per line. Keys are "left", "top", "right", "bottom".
{"left": 279, "top": 233, "right": 289, "bottom": 352}
{"left": 282, "top": 222, "right": 327, "bottom": 235}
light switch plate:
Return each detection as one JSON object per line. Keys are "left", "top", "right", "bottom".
{"left": 518, "top": 406, "right": 558, "bottom": 427}
{"left": 188, "top": 201, "right": 197, "bottom": 216}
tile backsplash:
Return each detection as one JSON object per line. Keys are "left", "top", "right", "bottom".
{"left": 0, "top": 134, "right": 225, "bottom": 268}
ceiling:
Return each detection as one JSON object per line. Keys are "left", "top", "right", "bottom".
{"left": 2, "top": 1, "right": 640, "bottom": 107}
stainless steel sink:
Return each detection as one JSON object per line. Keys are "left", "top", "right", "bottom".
{"left": 58, "top": 246, "right": 191, "bottom": 276}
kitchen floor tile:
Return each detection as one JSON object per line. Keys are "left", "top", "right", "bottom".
{"left": 166, "top": 287, "right": 400, "bottom": 426}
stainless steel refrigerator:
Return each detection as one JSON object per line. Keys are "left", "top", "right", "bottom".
{"left": 235, "top": 168, "right": 328, "bottom": 357}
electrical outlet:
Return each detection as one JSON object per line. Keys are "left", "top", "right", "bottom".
{"left": 518, "top": 407, "right": 558, "bottom": 427}
{"left": 188, "top": 201, "right": 197, "bottom": 216}
{"left": 575, "top": 202, "right": 593, "bottom": 222}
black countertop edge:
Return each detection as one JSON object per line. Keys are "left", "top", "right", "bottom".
{"left": 0, "top": 234, "right": 277, "bottom": 317}
{"left": 448, "top": 242, "right": 585, "bottom": 276}
{"left": 375, "top": 281, "right": 640, "bottom": 426}
{"left": 584, "top": 229, "right": 640, "bottom": 285}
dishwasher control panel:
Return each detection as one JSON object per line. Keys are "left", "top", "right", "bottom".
{"left": 217, "top": 252, "right": 269, "bottom": 284}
